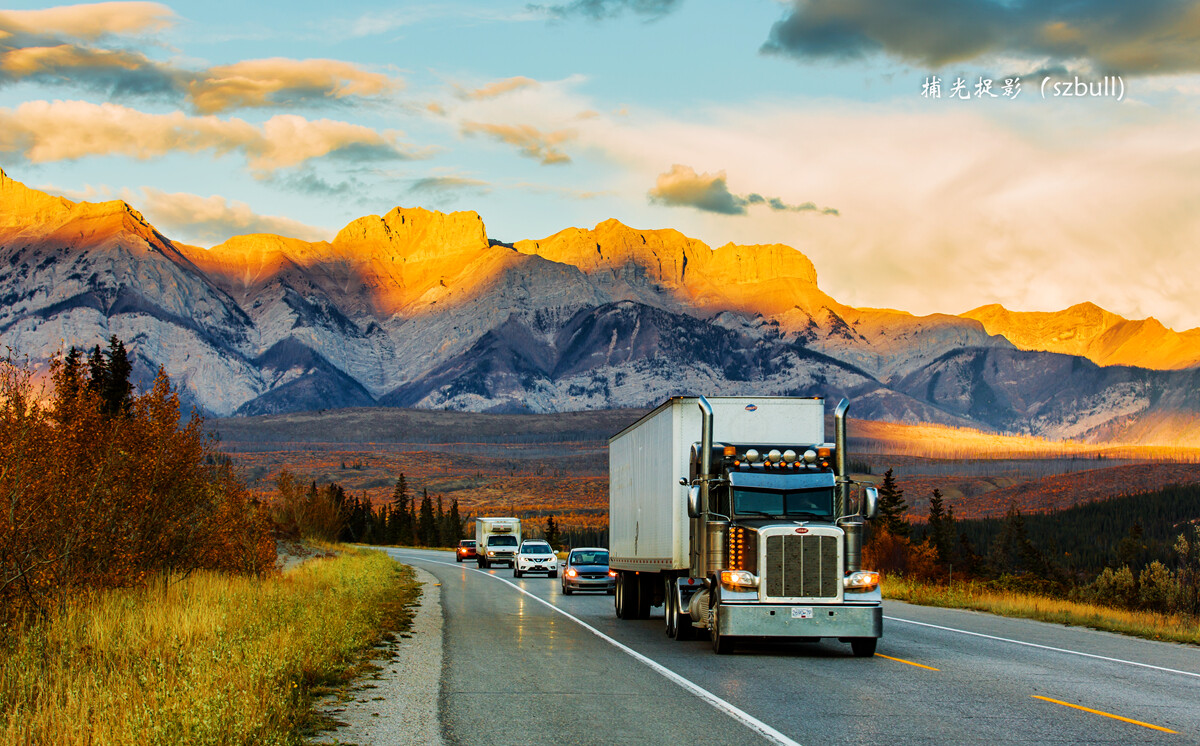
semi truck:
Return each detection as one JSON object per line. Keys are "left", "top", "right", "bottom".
{"left": 475, "top": 517, "right": 521, "bottom": 569}
{"left": 608, "top": 396, "right": 881, "bottom": 655}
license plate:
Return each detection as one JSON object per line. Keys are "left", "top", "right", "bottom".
{"left": 791, "top": 607, "right": 813, "bottom": 619}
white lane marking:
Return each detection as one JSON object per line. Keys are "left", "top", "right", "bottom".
{"left": 388, "top": 549, "right": 803, "bottom": 746}
{"left": 885, "top": 616, "right": 1200, "bottom": 680}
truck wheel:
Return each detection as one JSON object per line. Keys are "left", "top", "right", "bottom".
{"left": 635, "top": 574, "right": 653, "bottom": 620}
{"left": 710, "top": 589, "right": 735, "bottom": 655}
{"left": 479, "top": 557, "right": 488, "bottom": 569}
{"left": 668, "top": 585, "right": 695, "bottom": 642}
{"left": 664, "top": 580, "right": 677, "bottom": 638}
{"left": 850, "top": 638, "right": 877, "bottom": 657}
{"left": 615, "top": 571, "right": 639, "bottom": 619}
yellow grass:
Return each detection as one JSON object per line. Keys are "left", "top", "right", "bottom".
{"left": 883, "top": 576, "right": 1200, "bottom": 645}
{"left": 854, "top": 419, "right": 1200, "bottom": 461}
{"left": 0, "top": 546, "right": 418, "bottom": 745}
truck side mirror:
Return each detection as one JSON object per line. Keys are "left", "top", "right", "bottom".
{"left": 862, "top": 486, "right": 879, "bottom": 520}
{"left": 687, "top": 485, "right": 701, "bottom": 519}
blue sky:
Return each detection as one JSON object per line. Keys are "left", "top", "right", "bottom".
{"left": 2, "top": 0, "right": 1199, "bottom": 329}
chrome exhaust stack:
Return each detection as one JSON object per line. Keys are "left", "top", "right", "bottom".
{"left": 834, "top": 398, "right": 862, "bottom": 573}
{"left": 691, "top": 396, "right": 715, "bottom": 579}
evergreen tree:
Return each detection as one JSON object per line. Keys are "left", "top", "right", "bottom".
{"left": 390, "top": 475, "right": 412, "bottom": 545}
{"left": 544, "top": 514, "right": 561, "bottom": 550}
{"left": 927, "top": 489, "right": 955, "bottom": 563}
{"left": 875, "top": 468, "right": 910, "bottom": 537}
{"left": 417, "top": 489, "right": 437, "bottom": 546}
{"left": 57, "top": 346, "right": 84, "bottom": 408}
{"left": 991, "top": 504, "right": 1049, "bottom": 576}
{"left": 447, "top": 499, "right": 463, "bottom": 543}
{"left": 102, "top": 336, "right": 133, "bottom": 416}
{"left": 436, "top": 495, "right": 448, "bottom": 546}
{"left": 87, "top": 344, "right": 107, "bottom": 394}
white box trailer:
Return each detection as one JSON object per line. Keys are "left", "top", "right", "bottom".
{"left": 475, "top": 516, "right": 521, "bottom": 569}
{"left": 609, "top": 396, "right": 825, "bottom": 572}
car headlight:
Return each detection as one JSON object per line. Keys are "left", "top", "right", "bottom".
{"left": 843, "top": 571, "right": 880, "bottom": 592}
{"left": 608, "top": 570, "right": 617, "bottom": 578}
{"left": 720, "top": 570, "right": 759, "bottom": 589}
{"left": 566, "top": 568, "right": 577, "bottom": 577}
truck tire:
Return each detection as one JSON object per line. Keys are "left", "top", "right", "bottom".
{"left": 615, "top": 571, "right": 640, "bottom": 619}
{"left": 850, "top": 638, "right": 877, "bottom": 657}
{"left": 479, "top": 557, "right": 488, "bottom": 569}
{"left": 710, "top": 588, "right": 735, "bottom": 655}
{"left": 665, "top": 579, "right": 694, "bottom": 640}
{"left": 635, "top": 573, "right": 653, "bottom": 620}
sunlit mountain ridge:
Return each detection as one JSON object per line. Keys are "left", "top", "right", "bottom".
{"left": 2, "top": 167, "right": 1198, "bottom": 444}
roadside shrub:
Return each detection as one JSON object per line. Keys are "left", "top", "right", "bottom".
{"left": 1138, "top": 560, "right": 1176, "bottom": 613}
{"left": 0, "top": 351, "right": 275, "bottom": 627}
{"left": 1089, "top": 565, "right": 1136, "bottom": 609}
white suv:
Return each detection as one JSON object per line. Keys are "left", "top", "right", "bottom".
{"left": 514, "top": 540, "right": 558, "bottom": 578}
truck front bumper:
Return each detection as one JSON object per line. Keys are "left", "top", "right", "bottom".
{"left": 718, "top": 602, "right": 881, "bottom": 639}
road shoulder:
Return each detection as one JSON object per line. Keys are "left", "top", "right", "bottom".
{"left": 313, "top": 564, "right": 445, "bottom": 746}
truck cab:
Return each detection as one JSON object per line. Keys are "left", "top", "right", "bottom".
{"left": 608, "top": 396, "right": 882, "bottom": 656}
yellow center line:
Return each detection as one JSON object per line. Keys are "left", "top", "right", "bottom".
{"left": 1031, "top": 696, "right": 1179, "bottom": 734}
{"left": 874, "top": 653, "right": 940, "bottom": 671}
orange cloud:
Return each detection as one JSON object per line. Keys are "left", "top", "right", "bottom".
{"left": 188, "top": 58, "right": 400, "bottom": 114}
{"left": 127, "top": 187, "right": 332, "bottom": 245}
{"left": 0, "top": 100, "right": 415, "bottom": 171}
{"left": 0, "top": 2, "right": 174, "bottom": 40}
{"left": 460, "top": 76, "right": 541, "bottom": 100}
{"left": 0, "top": 7, "right": 401, "bottom": 113}
{"left": 460, "top": 121, "right": 573, "bottom": 164}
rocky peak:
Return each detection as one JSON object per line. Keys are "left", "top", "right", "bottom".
{"left": 333, "top": 206, "right": 489, "bottom": 262}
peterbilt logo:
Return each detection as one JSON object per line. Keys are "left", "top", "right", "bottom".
{"left": 794, "top": 527, "right": 809, "bottom": 534}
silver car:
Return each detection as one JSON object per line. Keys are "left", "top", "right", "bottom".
{"left": 560, "top": 547, "right": 615, "bottom": 595}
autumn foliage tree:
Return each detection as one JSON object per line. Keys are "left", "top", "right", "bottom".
{"left": 0, "top": 347, "right": 275, "bottom": 625}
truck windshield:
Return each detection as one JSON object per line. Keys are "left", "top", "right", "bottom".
{"left": 732, "top": 487, "right": 834, "bottom": 518}
{"left": 489, "top": 535, "right": 518, "bottom": 546}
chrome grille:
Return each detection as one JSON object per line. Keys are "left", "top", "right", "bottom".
{"left": 764, "top": 534, "right": 839, "bottom": 599}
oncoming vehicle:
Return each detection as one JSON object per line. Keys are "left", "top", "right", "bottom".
{"left": 561, "top": 548, "right": 615, "bottom": 595}
{"left": 514, "top": 540, "right": 558, "bottom": 578}
{"left": 456, "top": 539, "right": 477, "bottom": 563}
{"left": 482, "top": 534, "right": 519, "bottom": 568}
{"left": 476, "top": 517, "right": 521, "bottom": 569}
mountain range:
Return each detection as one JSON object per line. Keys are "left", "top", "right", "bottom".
{"left": 2, "top": 168, "right": 1198, "bottom": 444}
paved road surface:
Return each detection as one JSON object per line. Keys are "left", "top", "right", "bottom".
{"left": 382, "top": 547, "right": 1200, "bottom": 745}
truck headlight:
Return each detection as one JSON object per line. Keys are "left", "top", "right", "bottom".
{"left": 488, "top": 551, "right": 495, "bottom": 557}
{"left": 720, "top": 570, "right": 759, "bottom": 589}
{"left": 843, "top": 571, "right": 880, "bottom": 592}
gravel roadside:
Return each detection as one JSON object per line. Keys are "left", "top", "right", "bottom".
{"left": 313, "top": 564, "right": 445, "bottom": 746}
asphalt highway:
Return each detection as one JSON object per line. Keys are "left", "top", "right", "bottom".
{"left": 382, "top": 547, "right": 1200, "bottom": 745}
